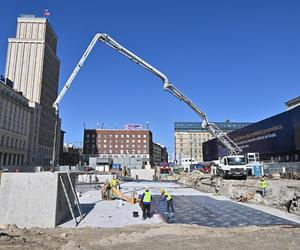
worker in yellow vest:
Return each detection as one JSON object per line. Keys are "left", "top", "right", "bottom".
{"left": 108, "top": 176, "right": 119, "bottom": 199}
{"left": 160, "top": 189, "right": 174, "bottom": 215}
{"left": 110, "top": 176, "right": 119, "bottom": 189}
{"left": 258, "top": 177, "right": 268, "bottom": 197}
{"left": 141, "top": 187, "right": 152, "bottom": 220}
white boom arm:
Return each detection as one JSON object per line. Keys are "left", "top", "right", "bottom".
{"left": 53, "top": 33, "right": 242, "bottom": 158}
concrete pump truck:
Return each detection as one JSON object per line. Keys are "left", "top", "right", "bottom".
{"left": 52, "top": 33, "right": 249, "bottom": 179}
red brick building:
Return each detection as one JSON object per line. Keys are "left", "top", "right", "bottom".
{"left": 83, "top": 129, "right": 153, "bottom": 167}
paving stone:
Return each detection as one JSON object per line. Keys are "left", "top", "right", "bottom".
{"left": 153, "top": 195, "right": 299, "bottom": 227}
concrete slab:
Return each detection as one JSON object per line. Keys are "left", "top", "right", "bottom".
{"left": 0, "top": 172, "right": 76, "bottom": 228}
{"left": 60, "top": 190, "right": 163, "bottom": 228}
{"left": 63, "top": 181, "right": 300, "bottom": 228}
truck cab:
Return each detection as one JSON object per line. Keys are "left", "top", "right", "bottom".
{"left": 217, "top": 155, "right": 248, "bottom": 179}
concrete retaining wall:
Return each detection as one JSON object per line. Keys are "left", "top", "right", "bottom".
{"left": 0, "top": 172, "right": 75, "bottom": 228}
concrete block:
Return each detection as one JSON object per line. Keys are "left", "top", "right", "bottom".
{"left": 77, "top": 173, "right": 112, "bottom": 183}
{"left": 130, "top": 169, "right": 156, "bottom": 180}
{"left": 0, "top": 172, "right": 76, "bottom": 228}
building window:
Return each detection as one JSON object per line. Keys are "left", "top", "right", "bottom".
{"left": 121, "top": 134, "right": 124, "bottom": 138}
{"left": 132, "top": 144, "right": 135, "bottom": 148}
{"left": 104, "top": 145, "right": 107, "bottom": 148}
{"left": 126, "top": 139, "right": 129, "bottom": 143}
{"left": 126, "top": 134, "right": 129, "bottom": 138}
{"left": 126, "top": 144, "right": 129, "bottom": 148}
{"left": 115, "top": 134, "right": 118, "bottom": 138}
{"left": 98, "top": 134, "right": 101, "bottom": 138}
{"left": 143, "top": 139, "right": 146, "bottom": 143}
{"left": 109, "top": 145, "right": 112, "bottom": 148}
{"left": 138, "top": 140, "right": 140, "bottom": 143}
{"left": 137, "top": 134, "right": 141, "bottom": 138}
{"left": 115, "top": 145, "right": 118, "bottom": 148}
{"left": 109, "top": 134, "right": 112, "bottom": 138}
{"left": 137, "top": 150, "right": 141, "bottom": 154}
{"left": 104, "top": 139, "right": 106, "bottom": 143}
{"left": 86, "top": 134, "right": 90, "bottom": 138}
{"left": 132, "top": 139, "right": 135, "bottom": 143}
{"left": 144, "top": 145, "right": 147, "bottom": 148}
{"left": 109, "top": 150, "right": 112, "bottom": 153}
{"left": 121, "top": 145, "right": 124, "bottom": 148}
{"left": 143, "top": 135, "right": 146, "bottom": 138}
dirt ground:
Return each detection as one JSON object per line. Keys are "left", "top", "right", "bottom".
{"left": 0, "top": 224, "right": 299, "bottom": 250}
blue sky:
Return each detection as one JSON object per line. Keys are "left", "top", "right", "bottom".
{"left": 1, "top": 1, "right": 299, "bottom": 156}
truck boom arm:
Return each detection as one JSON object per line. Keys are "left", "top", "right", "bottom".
{"left": 53, "top": 33, "right": 242, "bottom": 156}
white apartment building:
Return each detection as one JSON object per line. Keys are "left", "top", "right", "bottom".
{"left": 174, "top": 121, "right": 251, "bottom": 164}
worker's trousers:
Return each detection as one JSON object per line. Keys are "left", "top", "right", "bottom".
{"left": 167, "top": 199, "right": 174, "bottom": 213}
{"left": 142, "top": 203, "right": 151, "bottom": 219}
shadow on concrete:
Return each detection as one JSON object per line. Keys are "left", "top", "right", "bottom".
{"left": 59, "top": 203, "right": 96, "bottom": 226}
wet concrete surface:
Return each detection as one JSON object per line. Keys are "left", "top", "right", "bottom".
{"left": 153, "top": 195, "right": 299, "bottom": 227}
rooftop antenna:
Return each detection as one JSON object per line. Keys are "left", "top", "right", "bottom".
{"left": 146, "top": 121, "right": 149, "bottom": 130}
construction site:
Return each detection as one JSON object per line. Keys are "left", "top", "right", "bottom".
{"left": 1, "top": 3, "right": 300, "bottom": 249}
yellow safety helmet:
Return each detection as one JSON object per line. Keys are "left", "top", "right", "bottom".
{"left": 160, "top": 188, "right": 165, "bottom": 194}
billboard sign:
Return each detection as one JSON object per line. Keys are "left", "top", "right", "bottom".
{"left": 124, "top": 124, "right": 143, "bottom": 130}
{"left": 229, "top": 106, "right": 300, "bottom": 154}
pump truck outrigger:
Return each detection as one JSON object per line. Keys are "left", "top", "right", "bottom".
{"left": 52, "top": 33, "right": 246, "bottom": 178}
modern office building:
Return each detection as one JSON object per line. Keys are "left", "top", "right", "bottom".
{"left": 4, "top": 15, "right": 61, "bottom": 166}
{"left": 153, "top": 142, "right": 168, "bottom": 166}
{"left": 203, "top": 101, "right": 300, "bottom": 162}
{"left": 83, "top": 128, "right": 153, "bottom": 168}
{"left": 0, "top": 79, "right": 32, "bottom": 167}
{"left": 174, "top": 121, "right": 251, "bottom": 164}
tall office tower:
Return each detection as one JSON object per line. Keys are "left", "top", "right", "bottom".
{"left": 5, "top": 15, "right": 60, "bottom": 165}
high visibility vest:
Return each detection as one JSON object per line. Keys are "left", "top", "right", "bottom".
{"left": 164, "top": 191, "right": 172, "bottom": 201}
{"left": 143, "top": 191, "right": 152, "bottom": 203}
{"left": 259, "top": 180, "right": 268, "bottom": 189}
{"left": 110, "top": 179, "right": 118, "bottom": 187}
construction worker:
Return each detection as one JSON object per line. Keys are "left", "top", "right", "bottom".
{"left": 110, "top": 175, "right": 119, "bottom": 189}
{"left": 258, "top": 177, "right": 268, "bottom": 197}
{"left": 141, "top": 187, "right": 152, "bottom": 220}
{"left": 214, "top": 178, "right": 221, "bottom": 196}
{"left": 160, "top": 189, "right": 174, "bottom": 215}
{"left": 109, "top": 176, "right": 119, "bottom": 199}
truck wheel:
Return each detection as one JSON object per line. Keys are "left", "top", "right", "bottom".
{"left": 242, "top": 175, "right": 247, "bottom": 180}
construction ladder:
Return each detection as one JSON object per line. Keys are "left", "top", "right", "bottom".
{"left": 60, "top": 172, "right": 83, "bottom": 226}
